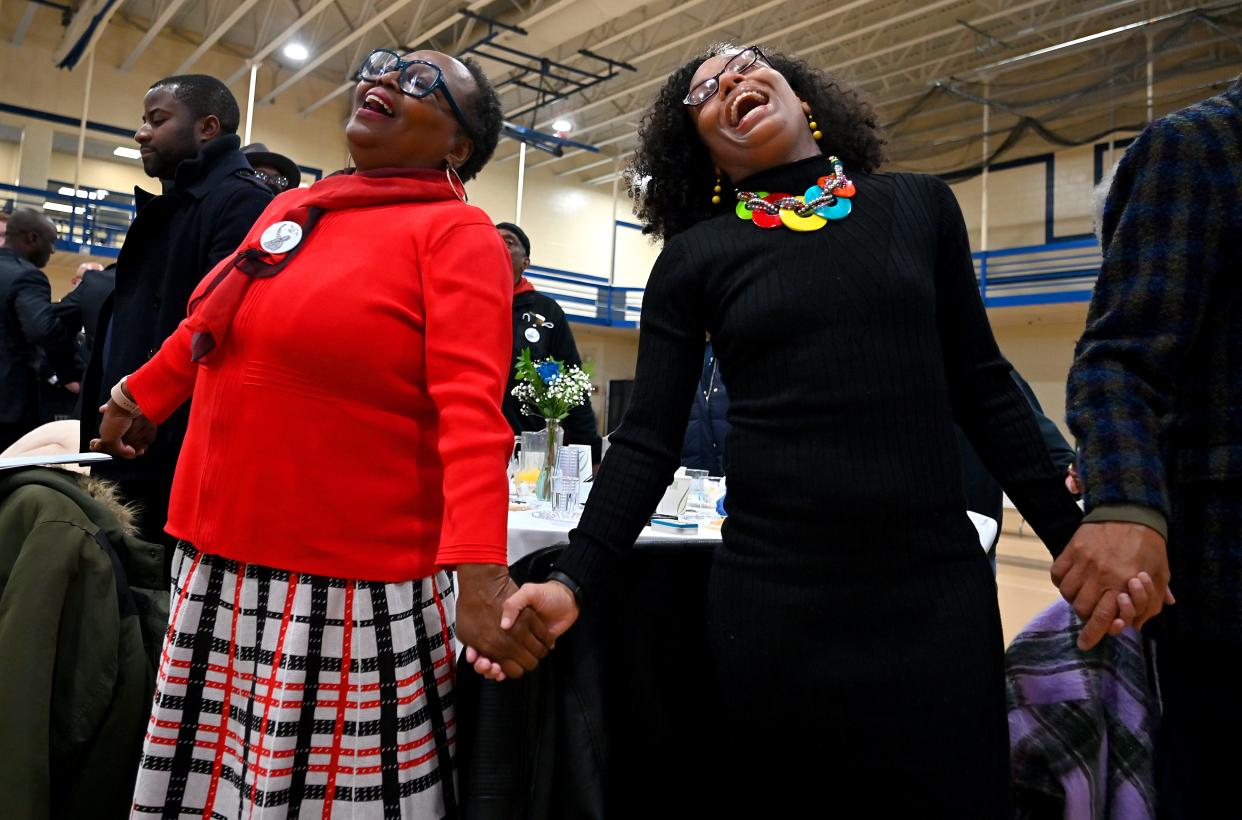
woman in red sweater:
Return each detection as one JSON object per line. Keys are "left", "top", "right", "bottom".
{"left": 92, "top": 50, "right": 547, "bottom": 819}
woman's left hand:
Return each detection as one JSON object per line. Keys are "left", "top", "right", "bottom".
{"left": 90, "top": 401, "right": 158, "bottom": 459}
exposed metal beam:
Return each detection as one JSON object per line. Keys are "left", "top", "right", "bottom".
{"left": 852, "top": 0, "right": 1144, "bottom": 96}
{"left": 293, "top": 0, "right": 493, "bottom": 115}
{"left": 557, "top": 149, "right": 632, "bottom": 176}
{"left": 538, "top": 0, "right": 1095, "bottom": 169}
{"left": 12, "top": 1, "right": 39, "bottom": 47}
{"left": 960, "top": 4, "right": 1205, "bottom": 78}
{"left": 121, "top": 0, "right": 192, "bottom": 72}
{"left": 176, "top": 0, "right": 264, "bottom": 74}
{"left": 57, "top": 0, "right": 125, "bottom": 67}
{"left": 794, "top": 0, "right": 983, "bottom": 69}
{"left": 346, "top": 0, "right": 383, "bottom": 80}
{"left": 489, "top": 0, "right": 823, "bottom": 163}
{"left": 255, "top": 0, "right": 281, "bottom": 50}
{"left": 586, "top": 162, "right": 630, "bottom": 185}
{"left": 586, "top": 0, "right": 707, "bottom": 52}
{"left": 224, "top": 0, "right": 337, "bottom": 85}
{"left": 881, "top": 29, "right": 1242, "bottom": 145}
{"left": 864, "top": 0, "right": 1204, "bottom": 117}
{"left": 507, "top": 0, "right": 894, "bottom": 129}
{"left": 332, "top": 0, "right": 403, "bottom": 54}
{"left": 481, "top": 0, "right": 710, "bottom": 119}
{"left": 823, "top": 0, "right": 1065, "bottom": 85}
{"left": 401, "top": 0, "right": 432, "bottom": 42}
{"left": 263, "top": 0, "right": 423, "bottom": 108}
{"left": 504, "top": 0, "right": 792, "bottom": 124}
{"left": 738, "top": 0, "right": 876, "bottom": 52}
{"left": 522, "top": 129, "right": 633, "bottom": 168}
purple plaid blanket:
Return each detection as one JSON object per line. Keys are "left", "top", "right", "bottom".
{"left": 1006, "top": 600, "right": 1158, "bottom": 819}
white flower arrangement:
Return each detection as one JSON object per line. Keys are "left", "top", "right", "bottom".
{"left": 511, "top": 348, "right": 594, "bottom": 420}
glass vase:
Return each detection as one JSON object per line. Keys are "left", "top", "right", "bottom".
{"left": 536, "top": 417, "right": 563, "bottom": 502}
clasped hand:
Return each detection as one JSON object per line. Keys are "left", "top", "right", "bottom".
{"left": 463, "top": 578, "right": 580, "bottom": 682}
{"left": 1051, "top": 521, "right": 1175, "bottom": 650}
{"left": 90, "top": 400, "right": 158, "bottom": 458}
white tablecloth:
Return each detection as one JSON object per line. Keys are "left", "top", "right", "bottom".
{"left": 507, "top": 509, "right": 721, "bottom": 565}
{"left": 506, "top": 509, "right": 998, "bottom": 566}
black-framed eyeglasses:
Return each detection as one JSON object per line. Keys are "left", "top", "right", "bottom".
{"left": 253, "top": 170, "right": 290, "bottom": 190}
{"left": 356, "top": 49, "right": 472, "bottom": 136}
{"left": 683, "top": 46, "right": 767, "bottom": 106}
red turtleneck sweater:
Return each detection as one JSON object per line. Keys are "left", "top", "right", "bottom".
{"left": 126, "top": 170, "right": 514, "bottom": 581}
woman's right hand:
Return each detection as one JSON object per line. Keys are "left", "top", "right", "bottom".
{"left": 90, "top": 401, "right": 157, "bottom": 459}
{"left": 467, "top": 581, "right": 581, "bottom": 681}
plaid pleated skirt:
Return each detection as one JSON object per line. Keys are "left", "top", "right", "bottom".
{"left": 132, "top": 543, "right": 459, "bottom": 819}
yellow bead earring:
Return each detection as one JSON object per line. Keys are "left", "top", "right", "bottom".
{"left": 808, "top": 112, "right": 822, "bottom": 141}
{"left": 711, "top": 175, "right": 723, "bottom": 205}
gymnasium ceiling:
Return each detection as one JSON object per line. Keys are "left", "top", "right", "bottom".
{"left": 20, "top": 0, "right": 1242, "bottom": 184}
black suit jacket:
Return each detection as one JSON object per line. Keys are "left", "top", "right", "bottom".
{"left": 55, "top": 264, "right": 115, "bottom": 377}
{"left": 0, "top": 248, "right": 79, "bottom": 425}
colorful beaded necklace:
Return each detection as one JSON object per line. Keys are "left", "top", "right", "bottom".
{"left": 734, "top": 155, "right": 856, "bottom": 232}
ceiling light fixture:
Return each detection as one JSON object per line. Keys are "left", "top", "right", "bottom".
{"left": 56, "top": 186, "right": 107, "bottom": 200}
{"left": 283, "top": 42, "right": 309, "bottom": 61}
{"left": 113, "top": 146, "right": 141, "bottom": 160}
{"left": 552, "top": 118, "right": 573, "bottom": 133}
{"left": 43, "top": 202, "right": 85, "bottom": 215}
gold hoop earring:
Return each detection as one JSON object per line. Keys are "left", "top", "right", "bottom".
{"left": 445, "top": 165, "right": 467, "bottom": 202}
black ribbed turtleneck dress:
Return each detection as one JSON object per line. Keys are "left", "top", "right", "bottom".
{"left": 556, "top": 156, "right": 1083, "bottom": 814}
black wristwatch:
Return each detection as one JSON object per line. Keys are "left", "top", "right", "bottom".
{"left": 546, "top": 569, "right": 583, "bottom": 606}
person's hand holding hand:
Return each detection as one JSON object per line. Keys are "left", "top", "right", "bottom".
{"left": 90, "top": 400, "right": 154, "bottom": 458}
{"left": 466, "top": 580, "right": 580, "bottom": 681}
{"left": 456, "top": 564, "right": 553, "bottom": 681}
{"left": 1065, "top": 463, "right": 1082, "bottom": 495}
{"left": 1051, "top": 521, "right": 1173, "bottom": 650}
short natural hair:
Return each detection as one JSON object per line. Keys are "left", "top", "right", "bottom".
{"left": 456, "top": 57, "right": 502, "bottom": 183}
{"left": 5, "top": 207, "right": 54, "bottom": 238}
{"left": 150, "top": 74, "right": 241, "bottom": 134}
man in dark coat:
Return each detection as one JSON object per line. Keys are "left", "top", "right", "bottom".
{"left": 958, "top": 367, "right": 1075, "bottom": 561}
{"left": 0, "top": 209, "right": 80, "bottom": 449}
{"left": 81, "top": 74, "right": 271, "bottom": 556}
{"left": 681, "top": 341, "right": 728, "bottom": 476}
{"left": 1062, "top": 75, "right": 1242, "bottom": 818}
{"left": 55, "top": 262, "right": 115, "bottom": 377}
{"left": 497, "top": 222, "right": 602, "bottom": 465}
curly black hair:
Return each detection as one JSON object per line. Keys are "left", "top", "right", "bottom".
{"left": 629, "top": 45, "right": 887, "bottom": 242}
{"left": 457, "top": 56, "right": 503, "bottom": 182}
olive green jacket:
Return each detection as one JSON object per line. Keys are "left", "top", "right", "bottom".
{"left": 0, "top": 468, "right": 167, "bottom": 820}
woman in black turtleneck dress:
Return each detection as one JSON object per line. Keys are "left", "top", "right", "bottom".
{"left": 480, "top": 45, "right": 1084, "bottom": 814}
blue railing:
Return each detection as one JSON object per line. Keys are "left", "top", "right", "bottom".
{"left": 534, "top": 239, "right": 1105, "bottom": 325}
{"left": 525, "top": 265, "right": 643, "bottom": 328}
{"left": 0, "top": 182, "right": 135, "bottom": 258}
{"left": 973, "top": 237, "right": 1100, "bottom": 307}
{"left": 2, "top": 179, "right": 1102, "bottom": 320}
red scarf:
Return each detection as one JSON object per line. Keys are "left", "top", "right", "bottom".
{"left": 186, "top": 168, "right": 458, "bottom": 362}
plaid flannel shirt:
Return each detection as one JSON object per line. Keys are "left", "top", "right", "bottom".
{"left": 1066, "top": 75, "right": 1242, "bottom": 636}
